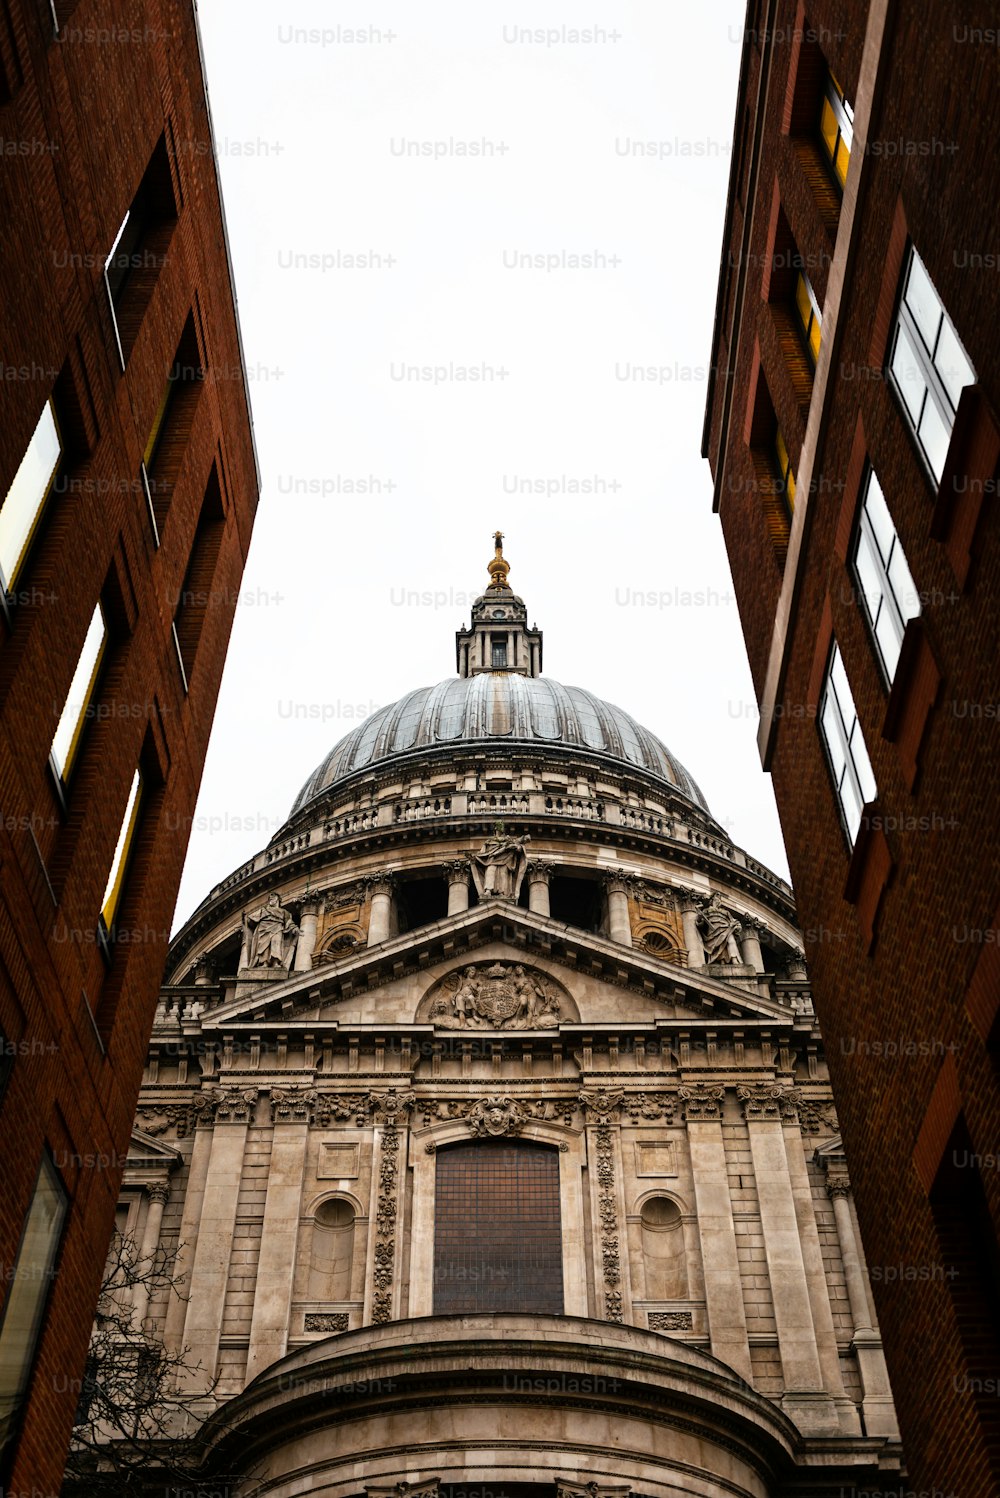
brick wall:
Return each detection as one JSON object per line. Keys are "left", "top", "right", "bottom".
{"left": 705, "top": 0, "right": 1000, "bottom": 1488}
{"left": 0, "top": 0, "right": 258, "bottom": 1487}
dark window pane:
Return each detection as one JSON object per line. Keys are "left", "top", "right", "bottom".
{"left": 434, "top": 1141, "right": 563, "bottom": 1314}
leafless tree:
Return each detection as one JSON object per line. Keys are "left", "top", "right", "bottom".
{"left": 60, "top": 1230, "right": 247, "bottom": 1496}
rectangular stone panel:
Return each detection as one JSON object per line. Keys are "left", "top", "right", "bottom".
{"left": 635, "top": 1140, "right": 678, "bottom": 1177}
{"left": 317, "top": 1142, "right": 361, "bottom": 1180}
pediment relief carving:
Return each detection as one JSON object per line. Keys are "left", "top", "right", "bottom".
{"left": 418, "top": 961, "right": 578, "bottom": 1030}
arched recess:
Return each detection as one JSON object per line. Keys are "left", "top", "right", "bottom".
{"left": 432, "top": 1139, "right": 563, "bottom": 1315}
{"left": 300, "top": 1191, "right": 365, "bottom": 1305}
{"left": 639, "top": 1194, "right": 688, "bottom": 1300}
{"left": 406, "top": 1120, "right": 588, "bottom": 1320}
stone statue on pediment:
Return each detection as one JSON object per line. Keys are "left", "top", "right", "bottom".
{"left": 698, "top": 892, "right": 741, "bottom": 965}
{"left": 470, "top": 826, "right": 530, "bottom": 901}
{"left": 241, "top": 892, "right": 298, "bottom": 971}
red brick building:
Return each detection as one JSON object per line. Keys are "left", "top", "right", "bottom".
{"left": 0, "top": 0, "right": 258, "bottom": 1488}
{"left": 704, "top": 0, "right": 1000, "bottom": 1490}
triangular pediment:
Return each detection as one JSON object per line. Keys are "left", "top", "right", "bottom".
{"left": 179, "top": 902, "right": 806, "bottom": 1033}
{"left": 124, "top": 1128, "right": 183, "bottom": 1169}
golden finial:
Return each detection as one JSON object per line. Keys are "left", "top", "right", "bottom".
{"left": 487, "top": 529, "right": 510, "bottom": 590}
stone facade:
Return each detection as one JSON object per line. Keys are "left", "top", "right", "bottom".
{"left": 0, "top": 0, "right": 259, "bottom": 1487}
{"left": 104, "top": 546, "right": 900, "bottom": 1493}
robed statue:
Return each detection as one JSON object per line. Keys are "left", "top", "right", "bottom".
{"left": 698, "top": 892, "right": 742, "bottom": 965}
{"left": 241, "top": 893, "right": 299, "bottom": 971}
{"left": 470, "top": 826, "right": 531, "bottom": 902}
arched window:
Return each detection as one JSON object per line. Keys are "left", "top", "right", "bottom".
{"left": 434, "top": 1141, "right": 563, "bottom": 1315}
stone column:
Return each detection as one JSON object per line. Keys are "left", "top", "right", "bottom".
{"left": 828, "top": 1176, "right": 899, "bottom": 1437}
{"left": 366, "top": 875, "right": 395, "bottom": 946}
{"left": 163, "top": 1123, "right": 213, "bottom": 1357}
{"left": 294, "top": 899, "right": 320, "bottom": 971}
{"left": 781, "top": 1116, "right": 859, "bottom": 1435}
{"left": 603, "top": 875, "right": 632, "bottom": 947}
{"left": 445, "top": 861, "right": 470, "bottom": 916}
{"left": 179, "top": 1092, "right": 256, "bottom": 1391}
{"left": 739, "top": 1087, "right": 836, "bottom": 1435}
{"left": 131, "top": 1183, "right": 169, "bottom": 1329}
{"left": 679, "top": 892, "right": 705, "bottom": 967}
{"left": 245, "top": 1107, "right": 310, "bottom": 1382}
{"left": 681, "top": 1086, "right": 753, "bottom": 1383}
{"left": 526, "top": 860, "right": 553, "bottom": 917}
{"left": 739, "top": 917, "right": 766, "bottom": 973}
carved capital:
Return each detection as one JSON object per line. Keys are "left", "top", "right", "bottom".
{"left": 826, "top": 1174, "right": 853, "bottom": 1201}
{"left": 678, "top": 1084, "right": 725, "bottom": 1122}
{"left": 602, "top": 872, "right": 629, "bottom": 896}
{"left": 444, "top": 859, "right": 470, "bottom": 886}
{"left": 191, "top": 1086, "right": 259, "bottom": 1127}
{"left": 145, "top": 1183, "right": 170, "bottom": 1206}
{"left": 363, "top": 873, "right": 396, "bottom": 899}
{"left": 368, "top": 1088, "right": 416, "bottom": 1126}
{"left": 269, "top": 1086, "right": 319, "bottom": 1125}
{"left": 579, "top": 1088, "right": 624, "bottom": 1126}
{"left": 737, "top": 1083, "right": 798, "bottom": 1123}
{"left": 526, "top": 859, "right": 555, "bottom": 885}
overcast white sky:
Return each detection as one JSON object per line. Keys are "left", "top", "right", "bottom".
{"left": 173, "top": 0, "right": 789, "bottom": 931}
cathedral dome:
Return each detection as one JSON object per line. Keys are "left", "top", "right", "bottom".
{"left": 289, "top": 671, "right": 710, "bottom": 817}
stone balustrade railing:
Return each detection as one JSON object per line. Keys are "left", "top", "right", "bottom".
{"left": 203, "top": 790, "right": 791, "bottom": 904}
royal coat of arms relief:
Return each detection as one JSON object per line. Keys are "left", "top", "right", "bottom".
{"left": 425, "top": 962, "right": 565, "bottom": 1029}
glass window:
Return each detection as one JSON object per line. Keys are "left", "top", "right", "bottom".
{"left": 819, "top": 72, "right": 853, "bottom": 187}
{"left": 853, "top": 468, "right": 921, "bottom": 683}
{"left": 50, "top": 603, "right": 108, "bottom": 782}
{"left": 491, "top": 637, "right": 508, "bottom": 668}
{"left": 775, "top": 428, "right": 796, "bottom": 512}
{"left": 819, "top": 641, "right": 877, "bottom": 844}
{"left": 0, "top": 1154, "right": 68, "bottom": 1471}
{"left": 101, "top": 768, "right": 143, "bottom": 930}
{"left": 0, "top": 401, "right": 62, "bottom": 592}
{"left": 433, "top": 1141, "right": 563, "bottom": 1315}
{"left": 889, "top": 245, "right": 975, "bottom": 484}
{"left": 794, "top": 271, "right": 822, "bottom": 363}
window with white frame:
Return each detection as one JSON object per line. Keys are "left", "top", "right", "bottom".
{"left": 0, "top": 399, "right": 61, "bottom": 593}
{"left": 0, "top": 1154, "right": 68, "bottom": 1473}
{"left": 819, "top": 71, "right": 853, "bottom": 188}
{"left": 889, "top": 245, "right": 975, "bottom": 484}
{"left": 852, "top": 467, "right": 921, "bottom": 683}
{"left": 101, "top": 767, "right": 143, "bottom": 933}
{"left": 50, "top": 602, "right": 109, "bottom": 783}
{"left": 819, "top": 641, "right": 877, "bottom": 844}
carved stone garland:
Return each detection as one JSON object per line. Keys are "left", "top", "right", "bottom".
{"left": 580, "top": 1089, "right": 625, "bottom": 1324}
{"left": 370, "top": 1089, "right": 415, "bottom": 1325}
